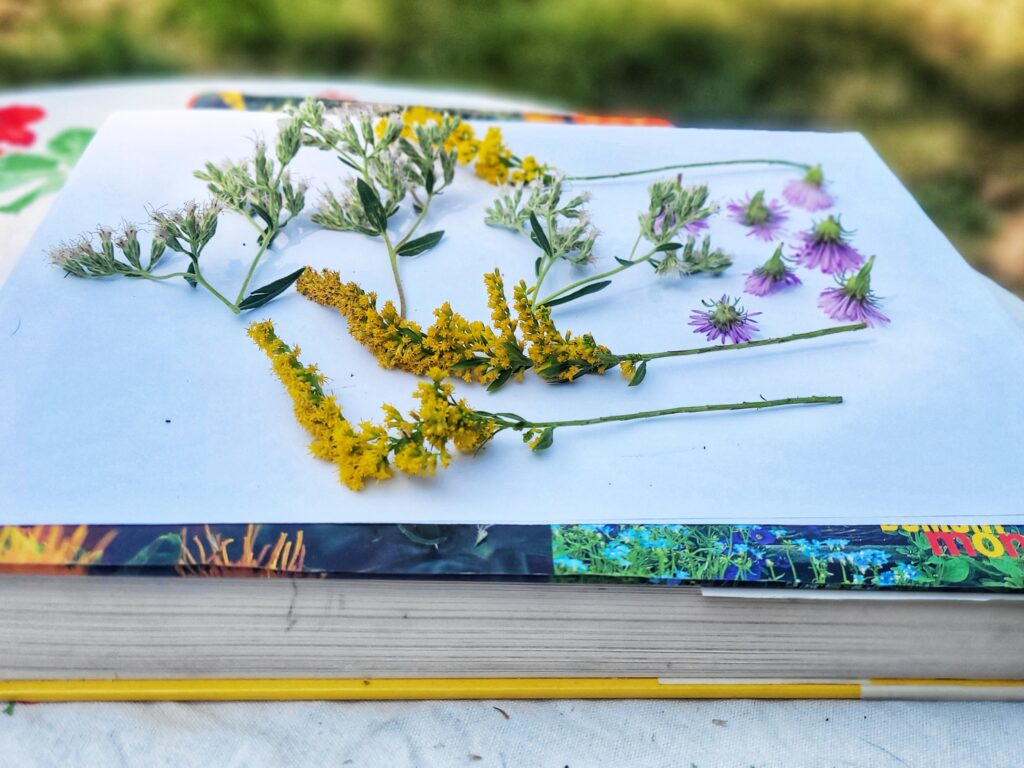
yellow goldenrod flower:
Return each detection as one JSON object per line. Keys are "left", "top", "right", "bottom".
{"left": 249, "top": 321, "right": 498, "bottom": 491}
{"left": 510, "top": 154, "right": 547, "bottom": 184}
{"left": 251, "top": 321, "right": 844, "bottom": 490}
{"left": 178, "top": 523, "right": 307, "bottom": 576}
{"left": 475, "top": 126, "right": 511, "bottom": 185}
{"left": 296, "top": 267, "right": 528, "bottom": 387}
{"left": 0, "top": 525, "right": 115, "bottom": 573}
{"left": 446, "top": 122, "right": 480, "bottom": 165}
{"left": 511, "top": 281, "right": 613, "bottom": 382}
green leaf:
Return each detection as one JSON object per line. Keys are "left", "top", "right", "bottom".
{"left": 450, "top": 356, "right": 489, "bottom": 371}
{"left": 628, "top": 360, "right": 647, "bottom": 387}
{"left": 238, "top": 266, "right": 305, "bottom": 310}
{"left": 529, "top": 213, "right": 551, "bottom": 255}
{"left": 183, "top": 261, "right": 198, "bottom": 288}
{"left": 532, "top": 427, "right": 555, "bottom": 452}
{"left": 534, "top": 256, "right": 542, "bottom": 276}
{"left": 656, "top": 242, "right": 683, "bottom": 252}
{"left": 486, "top": 368, "right": 514, "bottom": 393}
{"left": 614, "top": 257, "right": 637, "bottom": 267}
{"left": 938, "top": 557, "right": 971, "bottom": 583}
{"left": 542, "top": 280, "right": 611, "bottom": 308}
{"left": 397, "top": 230, "right": 444, "bottom": 257}
{"left": 397, "top": 326, "right": 424, "bottom": 343}
{"left": 502, "top": 341, "right": 533, "bottom": 370}
{"left": 0, "top": 153, "right": 60, "bottom": 193}
{"left": 126, "top": 533, "right": 182, "bottom": 567}
{"left": 356, "top": 178, "right": 388, "bottom": 234}
{"left": 46, "top": 128, "right": 94, "bottom": 162}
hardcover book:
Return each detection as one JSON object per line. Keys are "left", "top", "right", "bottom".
{"left": 0, "top": 103, "right": 1022, "bottom": 692}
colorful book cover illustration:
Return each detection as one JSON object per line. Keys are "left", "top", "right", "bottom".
{"left": 1, "top": 522, "right": 1021, "bottom": 591}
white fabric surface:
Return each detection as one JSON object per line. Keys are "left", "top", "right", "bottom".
{"left": 2, "top": 78, "right": 1022, "bottom": 768}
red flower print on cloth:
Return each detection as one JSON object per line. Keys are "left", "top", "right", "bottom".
{"left": 0, "top": 105, "right": 46, "bottom": 154}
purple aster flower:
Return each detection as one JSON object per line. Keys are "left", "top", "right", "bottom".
{"left": 818, "top": 256, "right": 890, "bottom": 327}
{"left": 727, "top": 190, "right": 788, "bottom": 241}
{"left": 792, "top": 215, "right": 865, "bottom": 274}
{"left": 782, "top": 164, "right": 833, "bottom": 211}
{"left": 689, "top": 295, "right": 761, "bottom": 344}
{"left": 744, "top": 244, "right": 802, "bottom": 296}
{"left": 683, "top": 212, "right": 712, "bottom": 235}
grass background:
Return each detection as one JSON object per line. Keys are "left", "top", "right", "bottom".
{"left": 2, "top": 0, "right": 1022, "bottom": 292}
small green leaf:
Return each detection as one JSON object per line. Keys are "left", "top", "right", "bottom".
{"left": 451, "top": 356, "right": 489, "bottom": 371}
{"left": 656, "top": 242, "right": 683, "bottom": 252}
{"left": 486, "top": 368, "right": 514, "bottom": 393}
{"left": 532, "top": 427, "right": 555, "bottom": 452}
{"left": 502, "top": 341, "right": 533, "bottom": 370}
{"left": 356, "top": 178, "right": 388, "bottom": 234}
{"left": 237, "top": 267, "right": 305, "bottom": 310}
{"left": 614, "top": 257, "right": 636, "bottom": 267}
{"left": 47, "top": 128, "right": 94, "bottom": 162}
{"left": 397, "top": 230, "right": 444, "bottom": 257}
{"left": 529, "top": 213, "right": 551, "bottom": 256}
{"left": 542, "top": 280, "right": 612, "bottom": 308}
{"left": 628, "top": 360, "right": 647, "bottom": 387}
{"left": 397, "top": 326, "right": 424, "bottom": 343}
{"left": 534, "top": 256, "right": 542, "bottom": 276}
{"left": 938, "top": 557, "right": 971, "bottom": 583}
{"left": 184, "top": 261, "right": 198, "bottom": 288}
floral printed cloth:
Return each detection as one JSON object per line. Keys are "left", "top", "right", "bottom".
{"left": 0, "top": 79, "right": 1021, "bottom": 768}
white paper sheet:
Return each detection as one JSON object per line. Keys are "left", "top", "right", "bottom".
{"left": 1, "top": 110, "right": 1022, "bottom": 525}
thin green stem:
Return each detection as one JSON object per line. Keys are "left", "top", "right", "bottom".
{"left": 536, "top": 244, "right": 657, "bottom": 306}
{"left": 394, "top": 191, "right": 436, "bottom": 250}
{"left": 523, "top": 396, "right": 841, "bottom": 429}
{"left": 233, "top": 234, "right": 275, "bottom": 306}
{"left": 620, "top": 323, "right": 867, "bottom": 363}
{"left": 566, "top": 158, "right": 812, "bottom": 182}
{"left": 193, "top": 268, "right": 238, "bottom": 313}
{"left": 381, "top": 229, "right": 407, "bottom": 318}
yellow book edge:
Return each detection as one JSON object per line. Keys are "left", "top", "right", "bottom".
{"left": 2, "top": 678, "right": 1023, "bottom": 702}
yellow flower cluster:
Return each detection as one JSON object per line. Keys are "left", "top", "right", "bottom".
{"left": 248, "top": 321, "right": 498, "bottom": 491}
{"left": 380, "top": 106, "right": 548, "bottom": 185}
{"left": 511, "top": 282, "right": 614, "bottom": 382}
{"left": 510, "top": 154, "right": 545, "bottom": 184}
{"left": 296, "top": 267, "right": 526, "bottom": 386}
{"left": 0, "top": 525, "right": 115, "bottom": 573}
{"left": 178, "top": 523, "right": 306, "bottom": 576}
{"left": 297, "top": 266, "right": 616, "bottom": 386}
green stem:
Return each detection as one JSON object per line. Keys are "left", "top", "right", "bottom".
{"left": 523, "top": 396, "right": 841, "bottom": 429}
{"left": 233, "top": 233, "right": 275, "bottom": 306}
{"left": 620, "top": 323, "right": 867, "bottom": 363}
{"left": 381, "top": 229, "right": 407, "bottom": 318}
{"left": 536, "top": 243, "right": 656, "bottom": 306}
{"left": 135, "top": 264, "right": 238, "bottom": 313}
{"left": 528, "top": 211, "right": 560, "bottom": 306}
{"left": 394, "top": 191, "right": 436, "bottom": 250}
{"left": 566, "top": 158, "right": 812, "bottom": 182}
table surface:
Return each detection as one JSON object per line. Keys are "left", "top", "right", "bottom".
{"left": 1, "top": 77, "right": 1021, "bottom": 768}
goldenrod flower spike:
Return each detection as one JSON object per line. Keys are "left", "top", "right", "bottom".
{"left": 296, "top": 267, "right": 530, "bottom": 389}
{"left": 250, "top": 320, "right": 843, "bottom": 492}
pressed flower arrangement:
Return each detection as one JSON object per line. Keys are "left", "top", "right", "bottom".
{"left": 248, "top": 320, "right": 842, "bottom": 491}
{"left": 43, "top": 99, "right": 892, "bottom": 493}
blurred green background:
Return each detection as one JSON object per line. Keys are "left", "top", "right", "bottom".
{"left": 2, "top": 0, "right": 1022, "bottom": 292}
